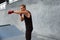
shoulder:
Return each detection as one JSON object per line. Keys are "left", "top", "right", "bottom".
{"left": 26, "top": 10, "right": 31, "bottom": 13}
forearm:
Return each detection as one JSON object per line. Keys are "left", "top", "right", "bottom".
{"left": 20, "top": 16, "right": 24, "bottom": 21}
{"left": 14, "top": 10, "right": 20, "bottom": 14}
{"left": 14, "top": 10, "right": 27, "bottom": 15}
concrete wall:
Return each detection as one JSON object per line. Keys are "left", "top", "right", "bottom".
{"left": 0, "top": 0, "right": 60, "bottom": 40}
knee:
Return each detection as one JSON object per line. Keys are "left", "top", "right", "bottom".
{"left": 30, "top": 28, "right": 33, "bottom": 32}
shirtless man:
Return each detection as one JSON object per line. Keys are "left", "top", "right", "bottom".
{"left": 8, "top": 4, "right": 33, "bottom": 40}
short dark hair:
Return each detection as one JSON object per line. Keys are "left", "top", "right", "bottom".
{"left": 20, "top": 4, "right": 26, "bottom": 8}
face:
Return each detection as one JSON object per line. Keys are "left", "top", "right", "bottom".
{"left": 20, "top": 6, "right": 26, "bottom": 11}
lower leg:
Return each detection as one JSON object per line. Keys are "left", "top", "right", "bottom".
{"left": 25, "top": 30, "right": 32, "bottom": 40}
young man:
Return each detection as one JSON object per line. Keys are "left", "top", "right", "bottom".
{"left": 8, "top": 4, "right": 33, "bottom": 40}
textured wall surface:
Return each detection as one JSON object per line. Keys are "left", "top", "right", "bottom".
{"left": 0, "top": 0, "right": 60, "bottom": 40}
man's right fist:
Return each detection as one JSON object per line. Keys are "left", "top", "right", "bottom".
{"left": 20, "top": 13, "right": 22, "bottom": 16}
{"left": 8, "top": 10, "right": 14, "bottom": 14}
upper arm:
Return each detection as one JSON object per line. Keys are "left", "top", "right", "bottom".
{"left": 27, "top": 10, "right": 31, "bottom": 18}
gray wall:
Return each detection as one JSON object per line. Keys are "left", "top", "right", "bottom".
{"left": 0, "top": 0, "right": 60, "bottom": 40}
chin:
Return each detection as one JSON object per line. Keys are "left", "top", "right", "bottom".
{"left": 22, "top": 10, "right": 25, "bottom": 11}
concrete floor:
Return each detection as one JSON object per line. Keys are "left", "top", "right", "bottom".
{"left": 0, "top": 24, "right": 57, "bottom": 40}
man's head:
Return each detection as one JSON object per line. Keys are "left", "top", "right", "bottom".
{"left": 20, "top": 4, "right": 26, "bottom": 11}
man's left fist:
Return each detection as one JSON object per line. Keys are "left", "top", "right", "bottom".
{"left": 8, "top": 10, "right": 14, "bottom": 14}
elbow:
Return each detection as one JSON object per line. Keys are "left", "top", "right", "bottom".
{"left": 27, "top": 15, "right": 30, "bottom": 18}
{"left": 27, "top": 16, "right": 30, "bottom": 18}
{"left": 27, "top": 13, "right": 31, "bottom": 18}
